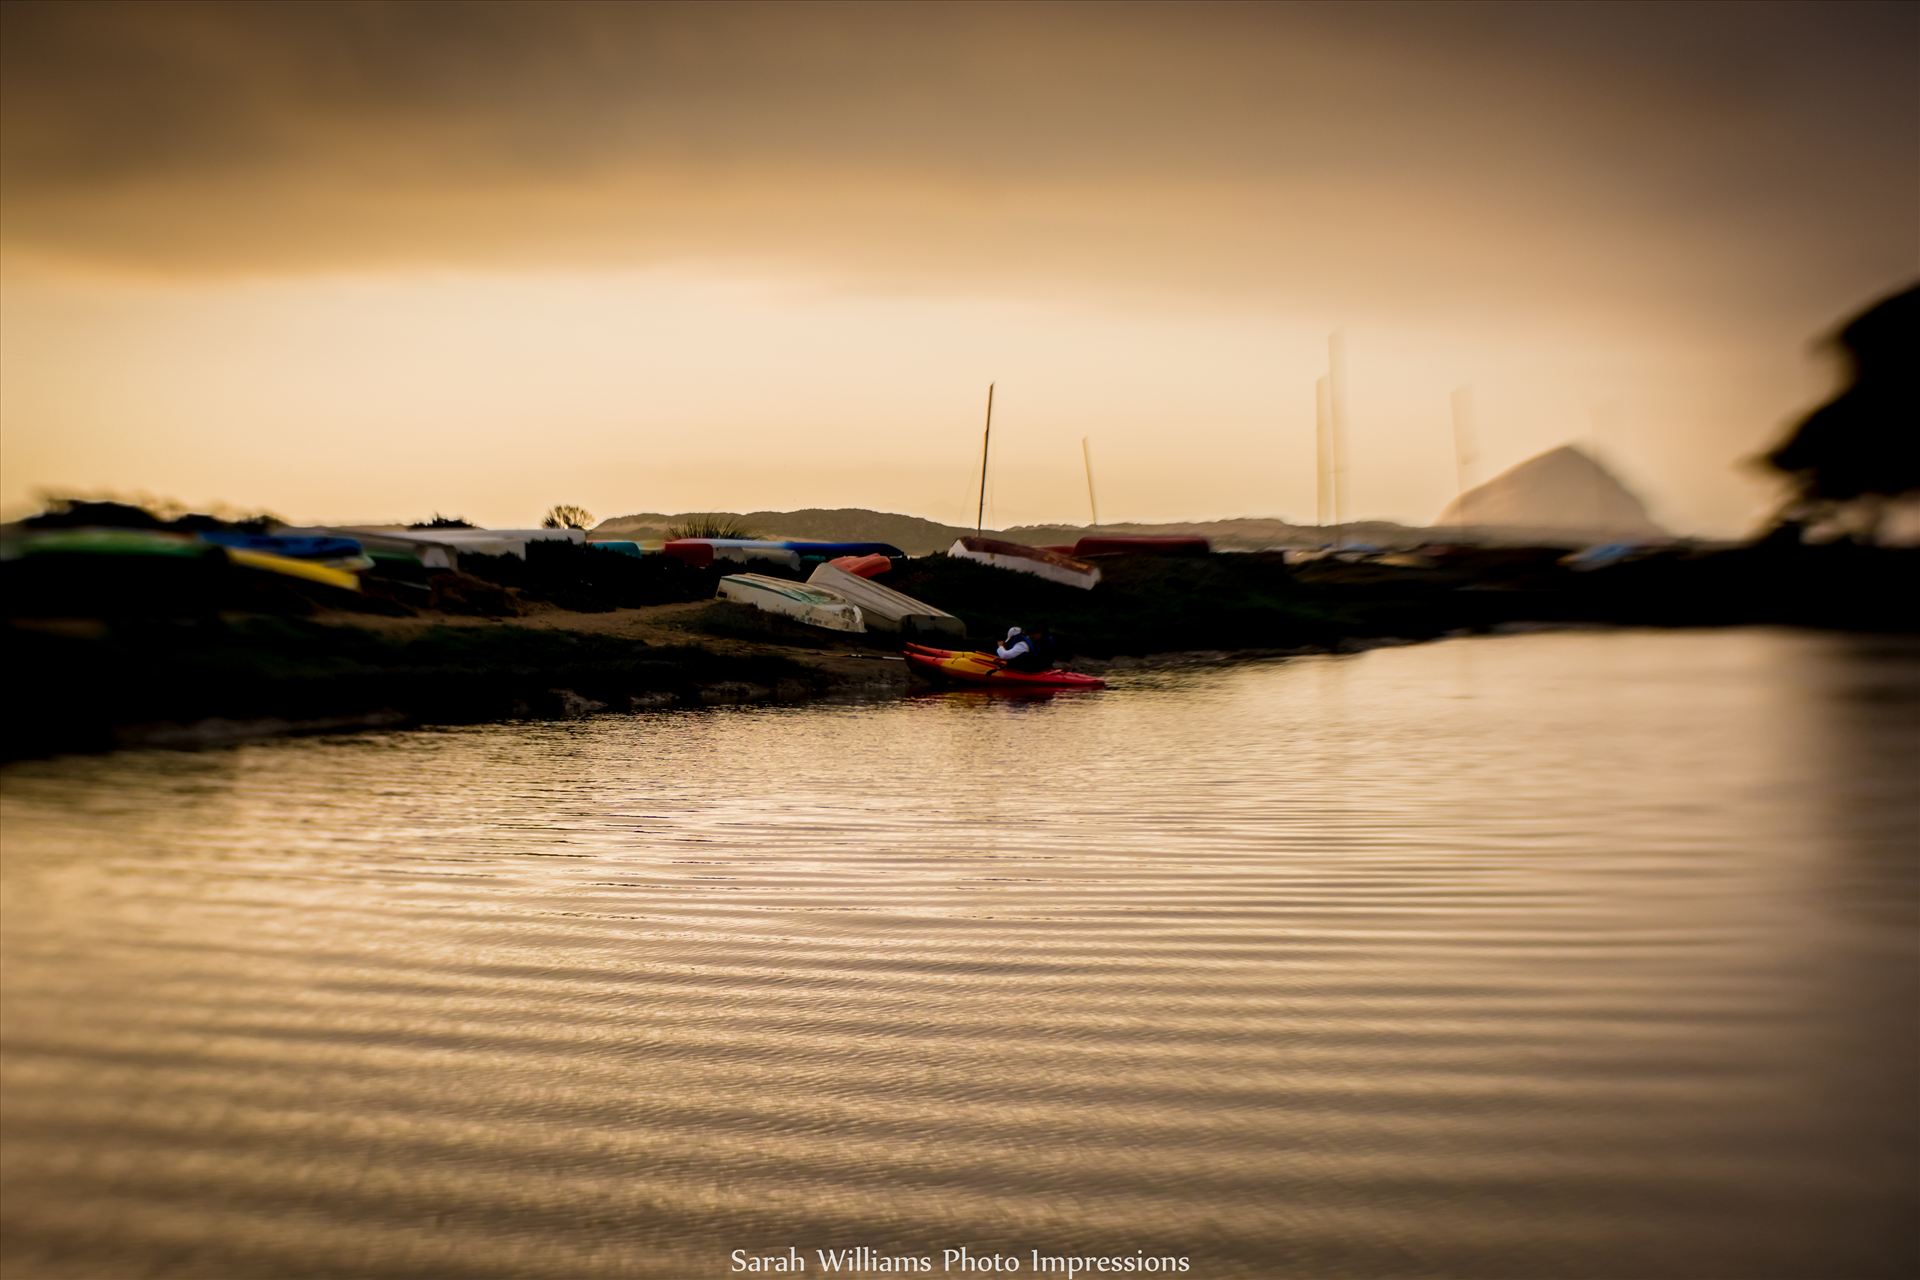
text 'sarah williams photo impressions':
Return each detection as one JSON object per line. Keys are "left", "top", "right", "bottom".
{"left": 1, "top": 3, "right": 1915, "bottom": 1280}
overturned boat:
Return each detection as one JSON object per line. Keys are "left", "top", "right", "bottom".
{"left": 715, "top": 573, "right": 866, "bottom": 632}
{"left": 221, "top": 546, "right": 362, "bottom": 592}
{"left": 806, "top": 563, "right": 964, "bottom": 637}
{"left": 947, "top": 536, "right": 1100, "bottom": 589}
{"left": 828, "top": 554, "right": 892, "bottom": 578}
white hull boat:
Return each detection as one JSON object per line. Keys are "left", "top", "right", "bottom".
{"left": 947, "top": 536, "right": 1100, "bottom": 589}
{"left": 806, "top": 563, "right": 965, "bottom": 636}
{"left": 716, "top": 574, "right": 866, "bottom": 632}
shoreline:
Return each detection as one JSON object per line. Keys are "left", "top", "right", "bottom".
{"left": 0, "top": 619, "right": 1784, "bottom": 760}
{"left": 6, "top": 542, "right": 1915, "bottom": 760}
{"left": 0, "top": 612, "right": 1443, "bottom": 759}
{"left": 9, "top": 631, "right": 1525, "bottom": 757}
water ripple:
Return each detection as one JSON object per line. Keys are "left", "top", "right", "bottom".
{"left": 3, "top": 630, "right": 1915, "bottom": 1279}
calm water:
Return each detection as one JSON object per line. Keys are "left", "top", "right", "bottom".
{"left": 2, "top": 630, "right": 1915, "bottom": 1280}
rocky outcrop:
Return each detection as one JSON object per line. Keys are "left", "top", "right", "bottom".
{"left": 1438, "top": 445, "right": 1665, "bottom": 543}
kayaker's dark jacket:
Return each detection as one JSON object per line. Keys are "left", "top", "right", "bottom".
{"left": 1006, "top": 633, "right": 1054, "bottom": 672}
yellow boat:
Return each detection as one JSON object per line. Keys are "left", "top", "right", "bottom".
{"left": 223, "top": 546, "right": 361, "bottom": 592}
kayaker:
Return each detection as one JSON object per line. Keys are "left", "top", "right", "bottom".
{"left": 996, "top": 625, "right": 1055, "bottom": 673}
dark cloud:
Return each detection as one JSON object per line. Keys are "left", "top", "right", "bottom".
{"left": 1, "top": 0, "right": 1913, "bottom": 324}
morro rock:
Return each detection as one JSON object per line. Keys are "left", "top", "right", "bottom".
{"left": 1437, "top": 444, "right": 1665, "bottom": 542}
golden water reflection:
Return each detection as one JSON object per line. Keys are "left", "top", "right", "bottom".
{"left": 2, "top": 630, "right": 1915, "bottom": 1278}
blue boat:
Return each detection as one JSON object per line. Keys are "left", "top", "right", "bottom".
{"left": 197, "top": 531, "right": 364, "bottom": 561}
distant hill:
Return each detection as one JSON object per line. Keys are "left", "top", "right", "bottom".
{"left": 596, "top": 468, "right": 1671, "bottom": 553}
{"left": 1000, "top": 516, "right": 1425, "bottom": 552}
{"left": 593, "top": 507, "right": 1428, "bottom": 554}
{"left": 1437, "top": 445, "right": 1666, "bottom": 544}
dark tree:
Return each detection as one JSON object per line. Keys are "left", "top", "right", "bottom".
{"left": 542, "top": 504, "right": 595, "bottom": 530}
{"left": 1764, "top": 283, "right": 1919, "bottom": 536}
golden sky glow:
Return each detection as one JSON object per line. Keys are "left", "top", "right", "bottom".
{"left": 2, "top": 1, "right": 1914, "bottom": 532}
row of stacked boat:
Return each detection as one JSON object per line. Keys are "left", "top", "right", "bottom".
{"left": 8, "top": 518, "right": 1183, "bottom": 691}
{"left": 3, "top": 527, "right": 375, "bottom": 592}
{"left": 706, "top": 534, "right": 1214, "bottom": 637}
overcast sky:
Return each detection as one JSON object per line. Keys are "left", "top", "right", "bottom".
{"left": 3, "top": 1, "right": 1914, "bottom": 532}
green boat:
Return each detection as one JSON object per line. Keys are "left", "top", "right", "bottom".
{"left": 7, "top": 529, "right": 214, "bottom": 560}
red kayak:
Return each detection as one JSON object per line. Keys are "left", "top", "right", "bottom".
{"left": 902, "top": 642, "right": 1106, "bottom": 690}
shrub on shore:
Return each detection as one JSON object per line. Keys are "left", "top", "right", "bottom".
{"left": 665, "top": 514, "right": 757, "bottom": 540}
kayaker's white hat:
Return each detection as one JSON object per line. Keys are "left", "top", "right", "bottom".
{"left": 1005, "top": 627, "right": 1023, "bottom": 641}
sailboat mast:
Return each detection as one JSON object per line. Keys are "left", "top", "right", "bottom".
{"left": 1328, "top": 332, "right": 1349, "bottom": 549}
{"left": 1315, "top": 376, "right": 1331, "bottom": 533}
{"left": 1082, "top": 436, "right": 1099, "bottom": 527}
{"left": 976, "top": 382, "right": 995, "bottom": 535}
